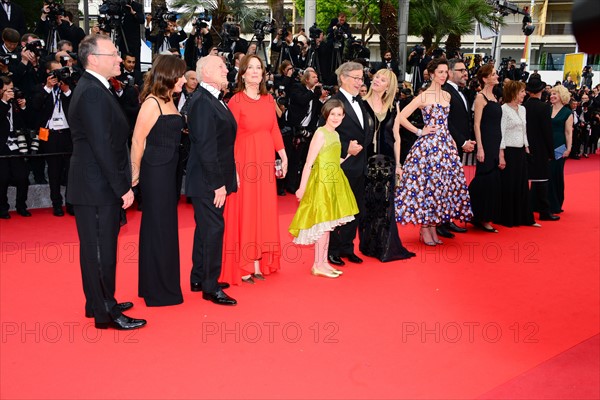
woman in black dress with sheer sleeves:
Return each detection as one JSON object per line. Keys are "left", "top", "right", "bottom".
{"left": 130, "top": 55, "right": 187, "bottom": 306}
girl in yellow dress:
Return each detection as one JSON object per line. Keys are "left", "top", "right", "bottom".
{"left": 289, "top": 100, "right": 359, "bottom": 278}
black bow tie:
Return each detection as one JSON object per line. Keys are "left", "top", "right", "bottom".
{"left": 458, "top": 86, "right": 466, "bottom": 94}
{"left": 352, "top": 95, "right": 361, "bottom": 103}
{"left": 218, "top": 91, "right": 224, "bottom": 101}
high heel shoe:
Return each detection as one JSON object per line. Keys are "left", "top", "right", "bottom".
{"left": 430, "top": 226, "right": 443, "bottom": 244}
{"left": 419, "top": 226, "right": 436, "bottom": 246}
{"left": 311, "top": 267, "right": 339, "bottom": 279}
{"left": 471, "top": 220, "right": 498, "bottom": 233}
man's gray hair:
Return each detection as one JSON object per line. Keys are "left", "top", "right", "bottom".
{"left": 78, "top": 34, "right": 111, "bottom": 69}
{"left": 335, "top": 61, "right": 363, "bottom": 86}
{"left": 196, "top": 56, "right": 214, "bottom": 82}
{"left": 447, "top": 58, "right": 465, "bottom": 71}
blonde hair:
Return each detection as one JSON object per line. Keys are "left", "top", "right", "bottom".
{"left": 363, "top": 69, "right": 398, "bottom": 112}
{"left": 552, "top": 84, "right": 571, "bottom": 105}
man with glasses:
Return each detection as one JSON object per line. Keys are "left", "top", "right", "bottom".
{"left": 324, "top": 61, "right": 374, "bottom": 266}
{"left": 67, "top": 35, "right": 146, "bottom": 330}
{"left": 437, "top": 57, "right": 476, "bottom": 238}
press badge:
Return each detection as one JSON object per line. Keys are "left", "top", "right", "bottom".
{"left": 51, "top": 117, "right": 66, "bottom": 130}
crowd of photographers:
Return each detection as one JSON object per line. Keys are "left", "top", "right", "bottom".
{"left": 1, "top": 1, "right": 598, "bottom": 219}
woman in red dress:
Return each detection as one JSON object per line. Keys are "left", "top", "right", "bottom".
{"left": 220, "top": 55, "right": 288, "bottom": 285}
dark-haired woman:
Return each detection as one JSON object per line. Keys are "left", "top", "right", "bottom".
{"left": 130, "top": 54, "right": 187, "bottom": 306}
{"left": 220, "top": 54, "right": 288, "bottom": 285}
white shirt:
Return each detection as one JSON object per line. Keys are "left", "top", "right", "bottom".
{"left": 3, "top": 2, "right": 10, "bottom": 20}
{"left": 86, "top": 69, "right": 111, "bottom": 90}
{"left": 200, "top": 81, "right": 227, "bottom": 109}
{"left": 44, "top": 86, "right": 71, "bottom": 130}
{"left": 339, "top": 87, "right": 363, "bottom": 128}
{"left": 500, "top": 104, "right": 529, "bottom": 149}
{"left": 447, "top": 80, "right": 468, "bottom": 111}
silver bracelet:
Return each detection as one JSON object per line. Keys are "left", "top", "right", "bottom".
{"left": 416, "top": 129, "right": 422, "bottom": 136}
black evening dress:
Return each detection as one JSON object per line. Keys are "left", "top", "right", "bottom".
{"left": 138, "top": 98, "right": 184, "bottom": 306}
{"left": 468, "top": 94, "right": 502, "bottom": 223}
{"left": 359, "top": 103, "right": 416, "bottom": 262}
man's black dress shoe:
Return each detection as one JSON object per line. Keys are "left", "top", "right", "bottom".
{"left": 0, "top": 211, "right": 9, "bottom": 219}
{"left": 436, "top": 226, "right": 455, "bottom": 239}
{"left": 327, "top": 255, "right": 345, "bottom": 266}
{"left": 53, "top": 206, "right": 64, "bottom": 217}
{"left": 66, "top": 204, "right": 75, "bottom": 216}
{"left": 539, "top": 213, "right": 560, "bottom": 221}
{"left": 190, "top": 282, "right": 230, "bottom": 292}
{"left": 446, "top": 221, "right": 467, "bottom": 233}
{"left": 16, "top": 208, "right": 31, "bottom": 217}
{"left": 95, "top": 314, "right": 147, "bottom": 330}
{"left": 85, "top": 302, "right": 134, "bottom": 318}
{"left": 344, "top": 253, "right": 363, "bottom": 264}
{"left": 202, "top": 289, "right": 237, "bottom": 306}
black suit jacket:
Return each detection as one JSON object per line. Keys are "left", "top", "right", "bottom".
{"left": 378, "top": 60, "right": 400, "bottom": 77}
{"left": 30, "top": 84, "right": 72, "bottom": 130}
{"left": 320, "top": 92, "right": 374, "bottom": 178}
{"left": 443, "top": 82, "right": 472, "bottom": 151}
{"left": 0, "top": 1, "right": 26, "bottom": 36}
{"left": 524, "top": 97, "right": 554, "bottom": 180}
{"left": 285, "top": 82, "right": 322, "bottom": 131}
{"left": 185, "top": 86, "right": 237, "bottom": 197}
{"left": 67, "top": 72, "right": 131, "bottom": 205}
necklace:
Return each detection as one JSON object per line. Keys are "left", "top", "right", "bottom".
{"left": 244, "top": 89, "right": 260, "bottom": 100}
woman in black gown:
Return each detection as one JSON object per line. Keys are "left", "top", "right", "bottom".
{"left": 130, "top": 55, "right": 186, "bottom": 306}
{"left": 469, "top": 64, "right": 502, "bottom": 232}
{"left": 359, "top": 69, "right": 416, "bottom": 261}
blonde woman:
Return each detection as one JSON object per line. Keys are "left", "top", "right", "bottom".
{"left": 359, "top": 69, "right": 415, "bottom": 261}
{"left": 548, "top": 84, "right": 573, "bottom": 214}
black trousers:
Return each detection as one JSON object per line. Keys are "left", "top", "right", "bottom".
{"left": 73, "top": 204, "right": 122, "bottom": 324}
{"left": 42, "top": 129, "right": 72, "bottom": 206}
{"left": 329, "top": 174, "right": 365, "bottom": 257}
{"left": 190, "top": 196, "right": 225, "bottom": 294}
{"left": 548, "top": 157, "right": 566, "bottom": 214}
{"left": 529, "top": 180, "right": 551, "bottom": 216}
{"left": 0, "top": 152, "right": 29, "bottom": 212}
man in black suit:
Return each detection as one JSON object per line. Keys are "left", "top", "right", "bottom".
{"left": 524, "top": 76, "right": 560, "bottom": 222}
{"left": 378, "top": 50, "right": 400, "bottom": 78}
{"left": 118, "top": 0, "right": 144, "bottom": 71}
{"left": 437, "top": 57, "right": 476, "bottom": 238}
{"left": 324, "top": 61, "right": 374, "bottom": 266}
{"left": 283, "top": 67, "right": 323, "bottom": 192}
{"left": 67, "top": 35, "right": 145, "bottom": 330}
{"left": 0, "top": 0, "right": 26, "bottom": 36}
{"left": 31, "top": 60, "right": 73, "bottom": 217}
{"left": 186, "top": 55, "right": 237, "bottom": 306}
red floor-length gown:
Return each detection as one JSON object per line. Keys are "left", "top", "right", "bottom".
{"left": 220, "top": 92, "right": 285, "bottom": 284}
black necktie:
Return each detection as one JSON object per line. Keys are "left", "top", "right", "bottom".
{"left": 352, "top": 95, "right": 361, "bottom": 103}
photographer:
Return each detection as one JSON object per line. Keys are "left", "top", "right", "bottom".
{"left": 326, "top": 13, "right": 351, "bottom": 53}
{"left": 117, "top": 0, "right": 144, "bottom": 70}
{"left": 9, "top": 35, "right": 46, "bottom": 100}
{"left": 345, "top": 38, "right": 369, "bottom": 63}
{"left": 56, "top": 11, "right": 85, "bottom": 52}
{"left": 583, "top": 66, "right": 594, "bottom": 89}
{"left": 282, "top": 67, "right": 324, "bottom": 193}
{"left": 407, "top": 44, "right": 430, "bottom": 92}
{"left": 111, "top": 53, "right": 142, "bottom": 132}
{"left": 145, "top": 10, "right": 186, "bottom": 55}
{"left": 0, "top": 28, "right": 21, "bottom": 77}
{"left": 272, "top": 28, "right": 300, "bottom": 67}
{"left": 227, "top": 51, "right": 244, "bottom": 84}
{"left": 30, "top": 60, "right": 73, "bottom": 216}
{"left": 183, "top": 19, "right": 213, "bottom": 70}
{"left": 0, "top": 75, "right": 31, "bottom": 218}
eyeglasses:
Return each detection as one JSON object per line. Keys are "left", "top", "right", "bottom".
{"left": 93, "top": 52, "right": 120, "bottom": 58}
{"left": 344, "top": 74, "right": 364, "bottom": 82}
{"left": 453, "top": 68, "right": 468, "bottom": 73}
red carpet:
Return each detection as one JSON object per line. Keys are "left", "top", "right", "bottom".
{"left": 1, "top": 156, "right": 598, "bottom": 399}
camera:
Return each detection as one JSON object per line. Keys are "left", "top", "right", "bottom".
{"left": 43, "top": 0, "right": 66, "bottom": 23}
{"left": 322, "top": 85, "right": 333, "bottom": 92}
{"left": 12, "top": 87, "right": 25, "bottom": 101}
{"left": 50, "top": 67, "right": 80, "bottom": 87}
{"left": 309, "top": 23, "right": 322, "bottom": 40}
{"left": 253, "top": 19, "right": 276, "bottom": 40}
{"left": 0, "top": 54, "right": 17, "bottom": 66}
{"left": 411, "top": 45, "right": 425, "bottom": 57}
{"left": 25, "top": 39, "right": 46, "bottom": 58}
{"left": 153, "top": 6, "right": 177, "bottom": 31}
{"left": 99, "top": 0, "right": 131, "bottom": 16}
